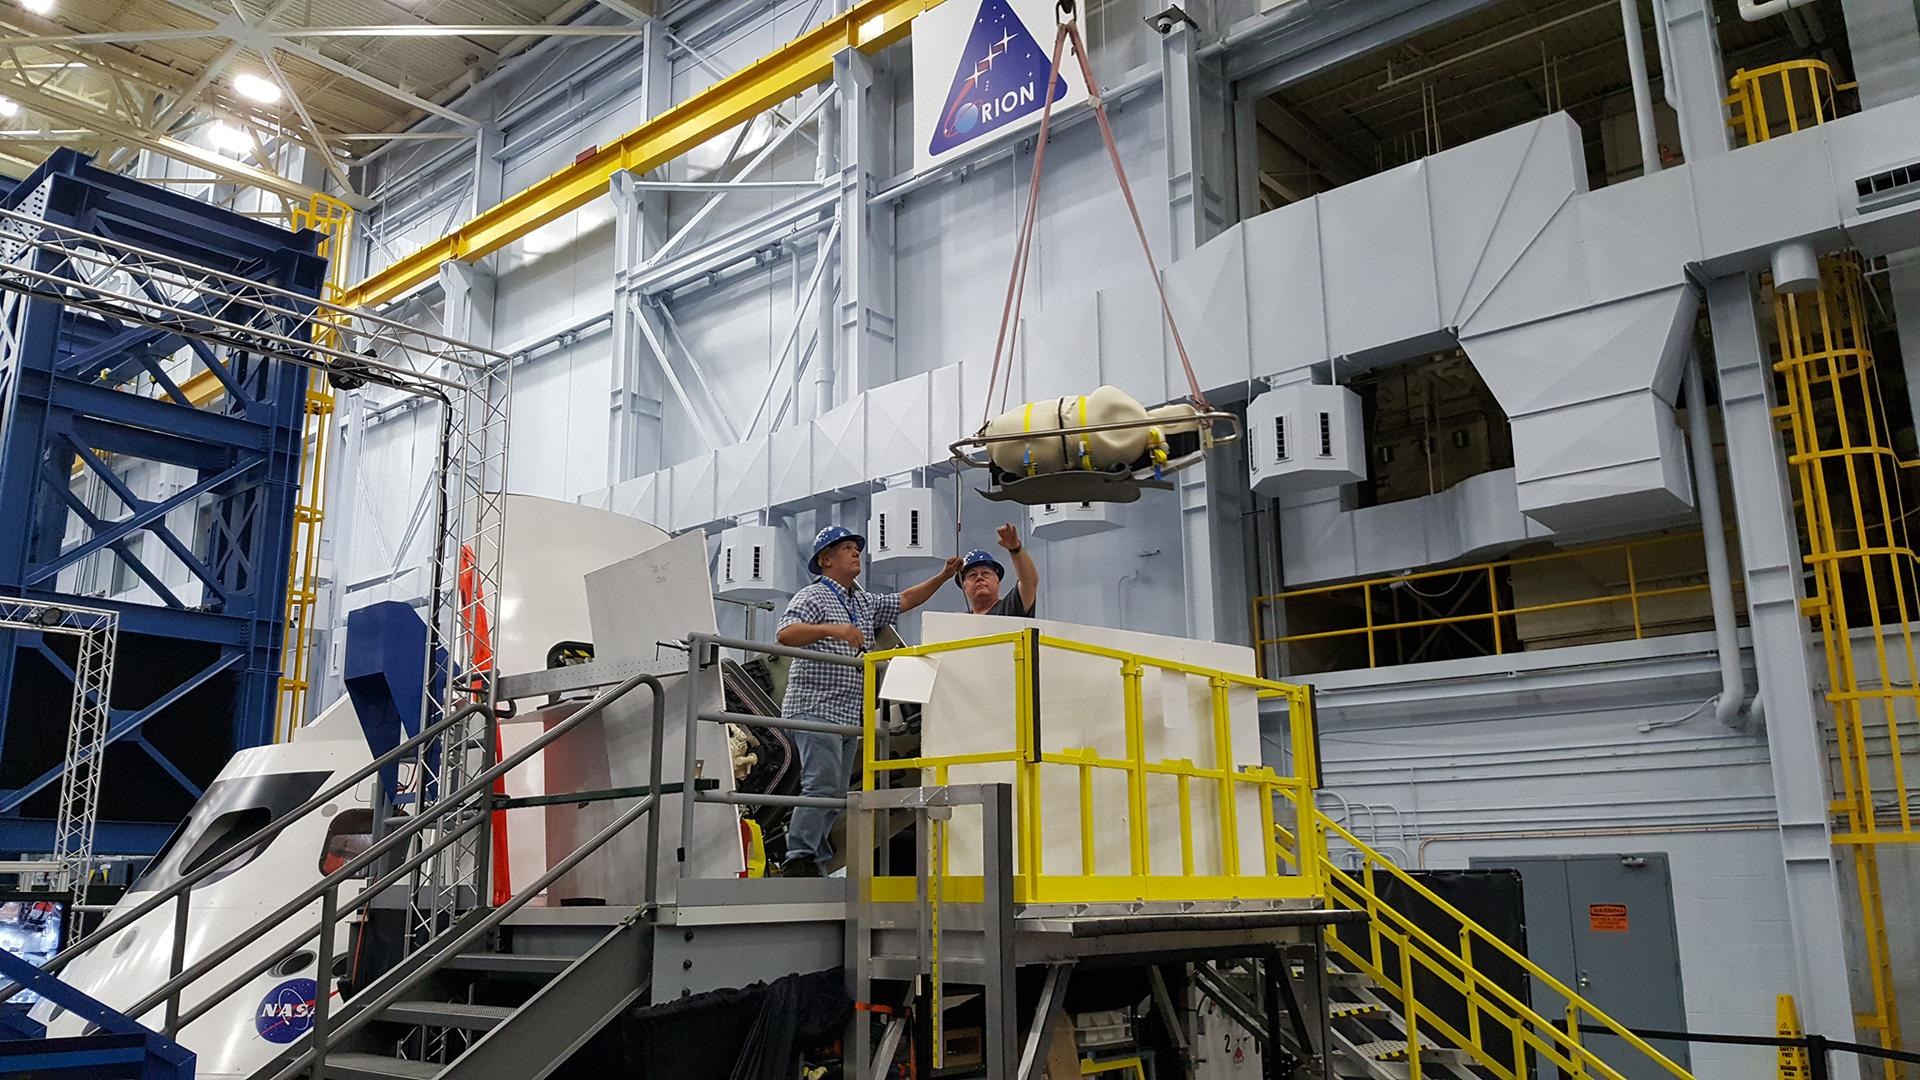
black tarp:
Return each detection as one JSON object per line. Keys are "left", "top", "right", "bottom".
{"left": 1374, "top": 868, "right": 1532, "bottom": 1075}
{"left": 616, "top": 968, "right": 850, "bottom": 1080}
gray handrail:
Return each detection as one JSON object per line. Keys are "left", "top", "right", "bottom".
{"left": 3, "top": 700, "right": 496, "bottom": 998}
{"left": 690, "top": 631, "right": 864, "bottom": 667}
{"left": 273, "top": 788, "right": 665, "bottom": 1080}
{"left": 123, "top": 670, "right": 666, "bottom": 1026}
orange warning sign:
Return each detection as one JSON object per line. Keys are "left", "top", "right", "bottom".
{"left": 1589, "top": 903, "right": 1629, "bottom": 932}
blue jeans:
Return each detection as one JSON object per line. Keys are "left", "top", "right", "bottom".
{"left": 785, "top": 723, "right": 859, "bottom": 866}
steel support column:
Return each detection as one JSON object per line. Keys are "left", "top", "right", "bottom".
{"left": 1706, "top": 272, "right": 1862, "bottom": 1077}
{"left": 833, "top": 44, "right": 896, "bottom": 398}
{"left": 1160, "top": 4, "right": 1232, "bottom": 258}
{"left": 609, "top": 19, "right": 671, "bottom": 483}
{"left": 1655, "top": 0, "right": 1732, "bottom": 162}
{"left": 1160, "top": 0, "right": 1246, "bottom": 645}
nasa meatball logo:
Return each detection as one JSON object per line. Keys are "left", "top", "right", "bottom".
{"left": 927, "top": 0, "right": 1068, "bottom": 157}
{"left": 255, "top": 978, "right": 319, "bottom": 1043}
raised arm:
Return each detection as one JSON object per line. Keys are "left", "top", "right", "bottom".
{"left": 899, "top": 556, "right": 965, "bottom": 613}
{"left": 998, "top": 523, "right": 1038, "bottom": 611}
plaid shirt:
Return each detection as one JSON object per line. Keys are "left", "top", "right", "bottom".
{"left": 778, "top": 578, "right": 902, "bottom": 724}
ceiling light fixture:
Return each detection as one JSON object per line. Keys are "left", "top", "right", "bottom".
{"left": 233, "top": 72, "right": 281, "bottom": 104}
{"left": 18, "top": 0, "right": 54, "bottom": 15}
{"left": 209, "top": 122, "right": 252, "bottom": 154}
{"left": 0, "top": 97, "right": 17, "bottom": 118}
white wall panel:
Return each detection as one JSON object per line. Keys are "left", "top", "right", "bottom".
{"left": 669, "top": 451, "right": 718, "bottom": 530}
{"left": 1318, "top": 162, "right": 1438, "bottom": 360}
{"left": 1161, "top": 222, "right": 1250, "bottom": 394}
{"left": 866, "top": 372, "right": 931, "bottom": 473}
{"left": 812, "top": 397, "right": 868, "bottom": 491}
{"left": 769, "top": 421, "right": 815, "bottom": 507}
{"left": 715, "top": 436, "right": 771, "bottom": 521}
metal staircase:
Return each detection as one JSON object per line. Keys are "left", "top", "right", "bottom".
{"left": 272, "top": 908, "right": 649, "bottom": 1080}
{"left": 1273, "top": 799, "right": 1696, "bottom": 1080}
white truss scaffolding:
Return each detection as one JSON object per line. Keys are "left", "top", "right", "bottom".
{"left": 0, "top": 203, "right": 511, "bottom": 936}
{"left": 0, "top": 598, "right": 117, "bottom": 908}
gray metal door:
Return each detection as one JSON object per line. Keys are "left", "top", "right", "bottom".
{"left": 1470, "top": 853, "right": 1690, "bottom": 1079}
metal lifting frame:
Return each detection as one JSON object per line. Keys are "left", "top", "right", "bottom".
{"left": 0, "top": 597, "right": 116, "bottom": 907}
{"left": 0, "top": 159, "right": 512, "bottom": 950}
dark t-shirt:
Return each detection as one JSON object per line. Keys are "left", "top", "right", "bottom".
{"left": 986, "top": 589, "right": 1035, "bottom": 618}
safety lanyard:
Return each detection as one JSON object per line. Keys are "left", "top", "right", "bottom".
{"left": 818, "top": 577, "right": 862, "bottom": 629}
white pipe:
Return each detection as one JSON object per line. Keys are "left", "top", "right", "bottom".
{"left": 1619, "top": 0, "right": 1663, "bottom": 176}
{"left": 1684, "top": 346, "right": 1760, "bottom": 731}
{"left": 1649, "top": 0, "right": 1679, "bottom": 109}
{"left": 1736, "top": 0, "right": 1816, "bottom": 21}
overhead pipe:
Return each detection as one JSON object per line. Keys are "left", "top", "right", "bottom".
{"left": 1619, "top": 0, "right": 1663, "bottom": 176}
{"left": 1683, "top": 345, "right": 1761, "bottom": 731}
{"left": 1736, "top": 0, "right": 1816, "bottom": 21}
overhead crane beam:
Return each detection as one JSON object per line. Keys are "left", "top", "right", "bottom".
{"left": 342, "top": 0, "right": 946, "bottom": 309}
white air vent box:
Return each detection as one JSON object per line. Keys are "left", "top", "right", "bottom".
{"left": 1248, "top": 383, "right": 1367, "bottom": 497}
{"left": 1028, "top": 499, "right": 1116, "bottom": 540}
{"left": 868, "top": 487, "right": 946, "bottom": 574}
{"left": 715, "top": 525, "right": 796, "bottom": 603}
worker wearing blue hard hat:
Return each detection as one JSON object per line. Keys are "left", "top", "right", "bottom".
{"left": 775, "top": 524, "right": 960, "bottom": 878}
{"left": 958, "top": 523, "right": 1038, "bottom": 618}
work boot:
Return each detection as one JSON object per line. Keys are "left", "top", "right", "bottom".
{"left": 782, "top": 857, "right": 822, "bottom": 878}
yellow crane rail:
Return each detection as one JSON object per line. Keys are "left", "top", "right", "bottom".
{"left": 342, "top": 0, "right": 946, "bottom": 310}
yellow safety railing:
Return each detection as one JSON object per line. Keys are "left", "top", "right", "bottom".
{"left": 861, "top": 630, "right": 1320, "bottom": 907}
{"left": 1280, "top": 798, "right": 1694, "bottom": 1080}
{"left": 275, "top": 193, "right": 352, "bottom": 740}
{"left": 1726, "top": 60, "right": 1852, "bottom": 146}
{"left": 1251, "top": 531, "right": 1719, "bottom": 675}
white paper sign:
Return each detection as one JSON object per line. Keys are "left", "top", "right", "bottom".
{"left": 880, "top": 654, "right": 942, "bottom": 704}
{"left": 910, "top": 0, "right": 1090, "bottom": 173}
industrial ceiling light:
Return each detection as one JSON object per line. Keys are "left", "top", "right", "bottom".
{"left": 17, "top": 0, "right": 54, "bottom": 15}
{"left": 0, "top": 97, "right": 17, "bottom": 118}
{"left": 208, "top": 122, "right": 252, "bottom": 154}
{"left": 233, "top": 72, "right": 282, "bottom": 104}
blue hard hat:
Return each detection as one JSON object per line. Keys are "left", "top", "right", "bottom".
{"left": 956, "top": 548, "right": 1005, "bottom": 588}
{"left": 808, "top": 525, "right": 866, "bottom": 575}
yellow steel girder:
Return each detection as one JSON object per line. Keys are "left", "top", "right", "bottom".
{"left": 342, "top": 0, "right": 946, "bottom": 310}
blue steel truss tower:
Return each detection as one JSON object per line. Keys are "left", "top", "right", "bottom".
{"left": 0, "top": 150, "right": 325, "bottom": 855}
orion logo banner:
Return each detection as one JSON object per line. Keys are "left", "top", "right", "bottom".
{"left": 912, "top": 0, "right": 1086, "bottom": 171}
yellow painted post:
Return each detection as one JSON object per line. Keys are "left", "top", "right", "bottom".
{"left": 1211, "top": 677, "right": 1240, "bottom": 876}
{"left": 1566, "top": 1003, "right": 1588, "bottom": 1080}
{"left": 1485, "top": 568, "right": 1503, "bottom": 655}
{"left": 1257, "top": 774, "right": 1278, "bottom": 877}
{"left": 1177, "top": 773, "right": 1195, "bottom": 878}
{"left": 863, "top": 654, "right": 880, "bottom": 790}
{"left": 1364, "top": 862, "right": 1383, "bottom": 968}
{"left": 1012, "top": 636, "right": 1035, "bottom": 897}
{"left": 1403, "top": 942, "right": 1423, "bottom": 1080}
{"left": 1078, "top": 751, "right": 1096, "bottom": 877}
{"left": 1624, "top": 545, "right": 1644, "bottom": 638}
{"left": 1122, "top": 660, "right": 1150, "bottom": 878}
{"left": 1364, "top": 584, "right": 1377, "bottom": 668}
{"left": 1462, "top": 929, "right": 1482, "bottom": 1048}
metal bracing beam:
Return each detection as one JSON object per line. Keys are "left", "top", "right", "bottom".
{"left": 1254, "top": 98, "right": 1367, "bottom": 187}
{"left": 342, "top": 0, "right": 939, "bottom": 308}
{"left": 1705, "top": 273, "right": 1862, "bottom": 1080}
{"left": 0, "top": 69, "right": 321, "bottom": 200}
{"left": 1, "top": 22, "right": 659, "bottom": 44}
